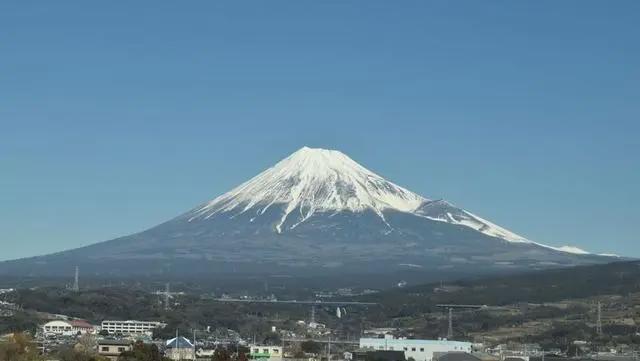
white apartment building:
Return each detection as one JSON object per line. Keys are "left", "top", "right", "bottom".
{"left": 359, "top": 336, "right": 473, "bottom": 361}
{"left": 100, "top": 320, "right": 166, "bottom": 335}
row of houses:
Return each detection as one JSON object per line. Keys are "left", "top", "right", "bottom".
{"left": 41, "top": 319, "right": 477, "bottom": 361}
{"left": 96, "top": 337, "right": 283, "bottom": 361}
{"left": 96, "top": 336, "right": 197, "bottom": 361}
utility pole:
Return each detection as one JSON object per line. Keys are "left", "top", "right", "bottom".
{"left": 165, "top": 283, "right": 171, "bottom": 311}
{"left": 175, "top": 329, "right": 179, "bottom": 361}
{"left": 193, "top": 329, "right": 196, "bottom": 361}
{"left": 447, "top": 308, "right": 453, "bottom": 339}
{"left": 596, "top": 301, "right": 603, "bottom": 335}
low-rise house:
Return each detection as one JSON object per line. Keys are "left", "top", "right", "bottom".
{"left": 165, "top": 336, "right": 195, "bottom": 360}
{"left": 97, "top": 339, "right": 133, "bottom": 361}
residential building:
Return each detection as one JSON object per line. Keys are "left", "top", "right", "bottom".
{"left": 42, "top": 320, "right": 96, "bottom": 335}
{"left": 97, "top": 339, "right": 133, "bottom": 361}
{"left": 359, "top": 336, "right": 473, "bottom": 361}
{"left": 165, "top": 336, "right": 195, "bottom": 360}
{"left": 100, "top": 320, "right": 166, "bottom": 335}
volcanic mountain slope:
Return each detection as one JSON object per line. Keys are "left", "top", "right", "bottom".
{"left": 0, "top": 147, "right": 615, "bottom": 277}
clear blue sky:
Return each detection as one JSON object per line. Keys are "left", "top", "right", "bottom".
{"left": 1, "top": 1, "right": 638, "bottom": 261}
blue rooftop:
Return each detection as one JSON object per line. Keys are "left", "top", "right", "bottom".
{"left": 166, "top": 336, "right": 194, "bottom": 349}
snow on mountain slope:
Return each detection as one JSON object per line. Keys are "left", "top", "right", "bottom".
{"left": 189, "top": 147, "right": 427, "bottom": 232}
{"left": 187, "top": 146, "right": 593, "bottom": 255}
{"left": 414, "top": 199, "right": 593, "bottom": 255}
{"left": 547, "top": 245, "right": 590, "bottom": 254}
{"left": 415, "top": 200, "right": 529, "bottom": 243}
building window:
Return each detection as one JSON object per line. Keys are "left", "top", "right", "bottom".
{"left": 118, "top": 347, "right": 125, "bottom": 352}
{"left": 273, "top": 349, "right": 279, "bottom": 354}
{"left": 420, "top": 348, "right": 424, "bottom": 352}
{"left": 101, "top": 347, "right": 109, "bottom": 352}
{"left": 412, "top": 348, "right": 416, "bottom": 351}
{"left": 404, "top": 347, "right": 408, "bottom": 351}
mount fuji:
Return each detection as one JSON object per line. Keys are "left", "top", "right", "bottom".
{"left": 0, "top": 147, "right": 615, "bottom": 278}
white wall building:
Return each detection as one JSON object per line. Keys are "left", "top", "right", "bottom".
{"left": 42, "top": 320, "right": 95, "bottom": 335}
{"left": 359, "top": 337, "right": 473, "bottom": 361}
{"left": 249, "top": 345, "right": 283, "bottom": 360}
{"left": 100, "top": 320, "right": 166, "bottom": 335}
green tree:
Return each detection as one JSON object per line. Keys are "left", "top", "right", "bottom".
{"left": 262, "top": 332, "right": 281, "bottom": 346}
{"left": 0, "top": 333, "right": 41, "bottom": 361}
{"left": 57, "top": 346, "right": 109, "bottom": 361}
{"left": 118, "top": 342, "right": 168, "bottom": 361}
{"left": 234, "top": 346, "right": 249, "bottom": 361}
{"left": 76, "top": 334, "right": 98, "bottom": 355}
{"left": 237, "top": 351, "right": 248, "bottom": 361}
{"left": 213, "top": 347, "right": 231, "bottom": 361}
{"left": 300, "top": 340, "right": 322, "bottom": 354}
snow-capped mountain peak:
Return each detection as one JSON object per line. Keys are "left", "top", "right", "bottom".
{"left": 189, "top": 147, "right": 427, "bottom": 231}
{"left": 186, "top": 147, "right": 597, "bottom": 256}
